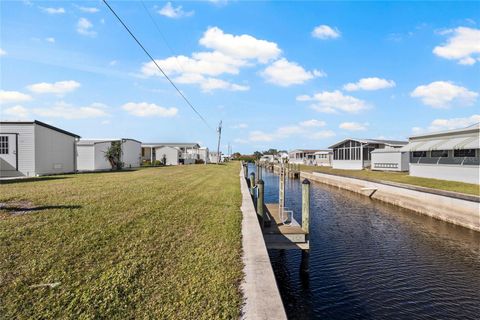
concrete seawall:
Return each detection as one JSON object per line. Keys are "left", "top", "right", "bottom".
{"left": 301, "top": 171, "right": 480, "bottom": 232}
{"left": 240, "top": 166, "right": 287, "bottom": 320}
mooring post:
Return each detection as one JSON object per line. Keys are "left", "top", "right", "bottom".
{"left": 244, "top": 162, "right": 248, "bottom": 180}
{"left": 255, "top": 162, "right": 260, "bottom": 183}
{"left": 302, "top": 178, "right": 310, "bottom": 234}
{"left": 279, "top": 166, "right": 285, "bottom": 213}
{"left": 250, "top": 172, "right": 256, "bottom": 196}
{"left": 257, "top": 179, "right": 265, "bottom": 222}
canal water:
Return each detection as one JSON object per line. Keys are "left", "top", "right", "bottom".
{"left": 254, "top": 164, "right": 480, "bottom": 320}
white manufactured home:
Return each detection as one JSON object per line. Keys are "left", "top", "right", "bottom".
{"left": 329, "top": 139, "right": 407, "bottom": 170}
{"left": 77, "top": 139, "right": 142, "bottom": 171}
{"left": 401, "top": 123, "right": 479, "bottom": 184}
{"left": 0, "top": 120, "right": 80, "bottom": 177}
{"left": 313, "top": 150, "right": 333, "bottom": 167}
{"left": 288, "top": 149, "right": 323, "bottom": 165}
{"left": 142, "top": 142, "right": 201, "bottom": 165}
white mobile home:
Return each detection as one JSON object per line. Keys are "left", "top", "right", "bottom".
{"left": 288, "top": 149, "right": 322, "bottom": 165}
{"left": 329, "top": 139, "right": 407, "bottom": 170}
{"left": 0, "top": 120, "right": 80, "bottom": 177}
{"left": 142, "top": 142, "right": 201, "bottom": 165}
{"left": 371, "top": 149, "right": 409, "bottom": 172}
{"left": 313, "top": 150, "right": 333, "bottom": 166}
{"left": 402, "top": 123, "right": 479, "bottom": 184}
{"left": 198, "top": 147, "right": 210, "bottom": 163}
{"left": 77, "top": 139, "right": 142, "bottom": 171}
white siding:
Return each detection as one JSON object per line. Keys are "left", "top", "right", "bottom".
{"left": 410, "top": 164, "right": 479, "bottom": 184}
{"left": 94, "top": 142, "right": 112, "bottom": 170}
{"left": 371, "top": 151, "right": 409, "bottom": 172}
{"left": 76, "top": 145, "right": 95, "bottom": 171}
{"left": 0, "top": 124, "right": 35, "bottom": 177}
{"left": 121, "top": 140, "right": 141, "bottom": 168}
{"left": 34, "top": 124, "right": 76, "bottom": 175}
{"left": 156, "top": 146, "right": 179, "bottom": 165}
{"left": 332, "top": 160, "right": 364, "bottom": 170}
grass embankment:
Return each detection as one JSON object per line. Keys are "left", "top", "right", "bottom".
{"left": 299, "top": 165, "right": 480, "bottom": 196}
{"left": 0, "top": 164, "right": 243, "bottom": 319}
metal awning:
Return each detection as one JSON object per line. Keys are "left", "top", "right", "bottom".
{"left": 433, "top": 136, "right": 478, "bottom": 150}
{"left": 400, "top": 141, "right": 423, "bottom": 151}
{"left": 413, "top": 139, "right": 447, "bottom": 151}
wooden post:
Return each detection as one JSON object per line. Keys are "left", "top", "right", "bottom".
{"left": 249, "top": 172, "right": 256, "bottom": 196}
{"left": 279, "top": 166, "right": 285, "bottom": 213}
{"left": 255, "top": 162, "right": 260, "bottom": 183}
{"left": 302, "top": 178, "right": 310, "bottom": 234}
{"left": 257, "top": 179, "right": 264, "bottom": 222}
{"left": 244, "top": 162, "right": 248, "bottom": 179}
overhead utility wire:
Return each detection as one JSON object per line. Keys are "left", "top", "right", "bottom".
{"left": 139, "top": 1, "right": 185, "bottom": 74}
{"left": 102, "top": 0, "right": 212, "bottom": 130}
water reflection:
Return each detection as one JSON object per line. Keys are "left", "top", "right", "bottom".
{"left": 252, "top": 164, "right": 480, "bottom": 320}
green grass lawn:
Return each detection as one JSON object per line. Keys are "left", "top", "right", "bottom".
{"left": 0, "top": 164, "right": 243, "bottom": 319}
{"left": 299, "top": 165, "right": 480, "bottom": 196}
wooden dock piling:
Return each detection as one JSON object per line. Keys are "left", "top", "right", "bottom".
{"left": 257, "top": 179, "right": 265, "bottom": 222}
{"left": 249, "top": 172, "right": 256, "bottom": 196}
{"left": 302, "top": 179, "right": 310, "bottom": 234}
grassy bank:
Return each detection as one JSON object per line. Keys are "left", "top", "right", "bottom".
{"left": 0, "top": 164, "right": 243, "bottom": 319}
{"left": 299, "top": 165, "right": 480, "bottom": 196}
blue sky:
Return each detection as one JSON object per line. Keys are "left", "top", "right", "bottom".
{"left": 1, "top": 1, "right": 479, "bottom": 153}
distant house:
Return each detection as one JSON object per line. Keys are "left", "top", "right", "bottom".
{"left": 313, "top": 150, "right": 333, "bottom": 167}
{"left": 0, "top": 120, "right": 80, "bottom": 177}
{"left": 329, "top": 139, "right": 407, "bottom": 170}
{"left": 259, "top": 154, "right": 275, "bottom": 163}
{"left": 288, "top": 149, "right": 323, "bottom": 165}
{"left": 77, "top": 139, "right": 142, "bottom": 171}
{"left": 142, "top": 142, "right": 201, "bottom": 165}
{"left": 371, "top": 149, "right": 409, "bottom": 172}
{"left": 198, "top": 147, "right": 210, "bottom": 163}
{"left": 402, "top": 123, "right": 479, "bottom": 184}
{"left": 209, "top": 151, "right": 222, "bottom": 164}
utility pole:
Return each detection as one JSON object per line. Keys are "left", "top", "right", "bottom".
{"left": 216, "top": 120, "right": 222, "bottom": 164}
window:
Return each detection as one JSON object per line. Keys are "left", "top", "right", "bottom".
{"left": 431, "top": 150, "right": 448, "bottom": 157}
{"left": 454, "top": 149, "right": 476, "bottom": 157}
{"left": 413, "top": 151, "right": 427, "bottom": 157}
{"left": 0, "top": 136, "right": 8, "bottom": 154}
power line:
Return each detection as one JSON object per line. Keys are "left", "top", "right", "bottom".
{"left": 102, "top": 0, "right": 212, "bottom": 130}
{"left": 139, "top": 1, "right": 185, "bottom": 74}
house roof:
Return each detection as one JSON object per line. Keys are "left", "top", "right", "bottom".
{"left": 409, "top": 122, "right": 480, "bottom": 140}
{"left": 77, "top": 138, "right": 141, "bottom": 146}
{"left": 142, "top": 142, "right": 200, "bottom": 148}
{"left": 329, "top": 138, "right": 407, "bottom": 149}
{"left": 0, "top": 120, "right": 80, "bottom": 138}
{"left": 289, "top": 149, "right": 325, "bottom": 153}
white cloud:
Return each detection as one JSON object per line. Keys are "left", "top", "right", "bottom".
{"left": 299, "top": 119, "right": 326, "bottom": 127}
{"left": 298, "top": 90, "right": 369, "bottom": 114}
{"left": 412, "top": 114, "right": 480, "bottom": 134}
{"left": 339, "top": 122, "right": 369, "bottom": 131}
{"left": 199, "top": 27, "right": 281, "bottom": 63}
{"left": 109, "top": 60, "right": 117, "bottom": 66}
{"left": 27, "top": 80, "right": 81, "bottom": 94}
{"left": 0, "top": 90, "right": 32, "bottom": 104}
{"left": 433, "top": 27, "right": 480, "bottom": 65}
{"left": 1, "top": 105, "right": 30, "bottom": 119}
{"left": 249, "top": 130, "right": 275, "bottom": 142}
{"left": 77, "top": 17, "right": 96, "bottom": 37}
{"left": 0, "top": 48, "right": 6, "bottom": 56}
{"left": 310, "top": 130, "right": 336, "bottom": 139}
{"left": 158, "top": 2, "right": 194, "bottom": 18}
{"left": 231, "top": 123, "right": 248, "bottom": 129}
{"left": 122, "top": 102, "right": 178, "bottom": 117}
{"left": 343, "top": 77, "right": 396, "bottom": 91}
{"left": 33, "top": 101, "right": 108, "bottom": 119}
{"left": 312, "top": 25, "right": 341, "bottom": 39}
{"left": 75, "top": 5, "right": 99, "bottom": 13}
{"left": 411, "top": 81, "right": 478, "bottom": 108}
{"left": 40, "top": 7, "right": 65, "bottom": 14}
{"left": 45, "top": 37, "right": 55, "bottom": 43}
{"left": 261, "top": 58, "right": 325, "bottom": 86}
{"left": 234, "top": 138, "right": 248, "bottom": 144}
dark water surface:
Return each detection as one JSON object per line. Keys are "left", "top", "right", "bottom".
{"left": 254, "top": 165, "right": 480, "bottom": 320}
